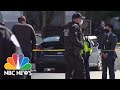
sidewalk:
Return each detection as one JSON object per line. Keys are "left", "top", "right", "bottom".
{"left": 90, "top": 70, "right": 120, "bottom": 79}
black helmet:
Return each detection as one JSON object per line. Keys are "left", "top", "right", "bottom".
{"left": 72, "top": 13, "right": 86, "bottom": 20}
{"left": 0, "top": 21, "right": 5, "bottom": 26}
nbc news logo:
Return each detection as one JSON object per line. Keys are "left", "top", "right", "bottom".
{"left": 4, "top": 53, "right": 32, "bottom": 76}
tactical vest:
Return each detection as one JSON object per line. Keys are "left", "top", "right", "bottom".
{"left": 80, "top": 37, "right": 92, "bottom": 55}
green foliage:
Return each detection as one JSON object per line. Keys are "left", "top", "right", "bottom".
{"left": 78, "top": 11, "right": 120, "bottom": 37}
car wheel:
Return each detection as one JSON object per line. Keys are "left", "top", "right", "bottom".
{"left": 36, "top": 64, "right": 44, "bottom": 72}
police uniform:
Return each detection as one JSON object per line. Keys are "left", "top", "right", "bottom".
{"left": 80, "top": 36, "right": 92, "bottom": 79}
{"left": 0, "top": 25, "right": 25, "bottom": 79}
{"left": 64, "top": 21, "right": 86, "bottom": 79}
{"left": 101, "top": 32, "right": 117, "bottom": 79}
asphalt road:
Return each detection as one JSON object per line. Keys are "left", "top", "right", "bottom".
{"left": 31, "top": 70, "right": 120, "bottom": 79}
{"left": 31, "top": 64, "right": 120, "bottom": 79}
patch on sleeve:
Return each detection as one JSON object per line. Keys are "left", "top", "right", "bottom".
{"left": 10, "top": 35, "right": 20, "bottom": 47}
{"left": 75, "top": 31, "right": 78, "bottom": 35}
{"left": 64, "top": 29, "right": 69, "bottom": 36}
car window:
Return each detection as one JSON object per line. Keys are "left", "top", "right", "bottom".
{"left": 43, "top": 36, "right": 60, "bottom": 42}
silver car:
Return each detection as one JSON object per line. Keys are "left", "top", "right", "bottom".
{"left": 88, "top": 36, "right": 102, "bottom": 70}
{"left": 34, "top": 35, "right": 102, "bottom": 72}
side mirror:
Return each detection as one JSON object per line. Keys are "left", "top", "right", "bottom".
{"left": 96, "top": 43, "right": 99, "bottom": 46}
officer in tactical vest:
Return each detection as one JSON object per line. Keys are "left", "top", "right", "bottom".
{"left": 80, "top": 36, "right": 92, "bottom": 79}
{"left": 64, "top": 13, "right": 86, "bottom": 79}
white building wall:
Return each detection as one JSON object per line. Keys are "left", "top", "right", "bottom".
{"left": 0, "top": 11, "right": 23, "bottom": 29}
{"left": 65, "top": 11, "right": 77, "bottom": 24}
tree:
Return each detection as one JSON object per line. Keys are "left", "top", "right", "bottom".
{"left": 79, "top": 11, "right": 120, "bottom": 21}
{"left": 78, "top": 11, "right": 120, "bottom": 34}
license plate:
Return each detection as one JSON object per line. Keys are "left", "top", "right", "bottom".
{"left": 57, "top": 52, "right": 63, "bottom": 55}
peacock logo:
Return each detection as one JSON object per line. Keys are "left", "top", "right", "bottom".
{"left": 4, "top": 53, "right": 32, "bottom": 70}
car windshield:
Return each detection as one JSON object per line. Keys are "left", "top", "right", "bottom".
{"left": 43, "top": 36, "right": 60, "bottom": 42}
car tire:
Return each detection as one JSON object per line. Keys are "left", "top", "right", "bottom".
{"left": 36, "top": 64, "right": 44, "bottom": 72}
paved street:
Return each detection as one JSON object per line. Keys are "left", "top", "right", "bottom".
{"left": 31, "top": 70, "right": 120, "bottom": 79}
{"left": 31, "top": 46, "right": 120, "bottom": 79}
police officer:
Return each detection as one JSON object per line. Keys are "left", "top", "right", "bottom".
{"left": 11, "top": 16, "right": 36, "bottom": 79}
{"left": 64, "top": 13, "right": 86, "bottom": 79}
{"left": 0, "top": 25, "right": 25, "bottom": 79}
{"left": 80, "top": 36, "right": 92, "bottom": 79}
{"left": 101, "top": 24, "right": 117, "bottom": 79}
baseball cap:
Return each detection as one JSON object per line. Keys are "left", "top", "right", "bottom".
{"left": 72, "top": 13, "right": 86, "bottom": 20}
